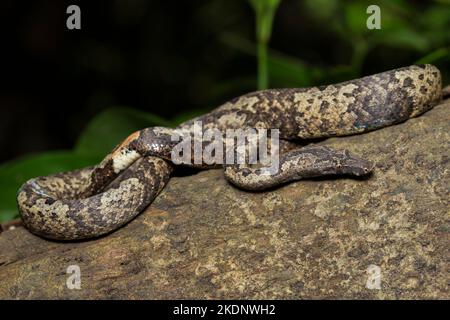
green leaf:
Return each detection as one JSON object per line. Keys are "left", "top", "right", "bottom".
{"left": 0, "top": 151, "right": 99, "bottom": 222}
{"left": 170, "top": 110, "right": 209, "bottom": 127}
{"left": 415, "top": 47, "right": 450, "bottom": 64}
{"left": 268, "top": 53, "right": 318, "bottom": 87}
{"left": 75, "top": 106, "right": 172, "bottom": 158}
{"left": 345, "top": 2, "right": 371, "bottom": 36}
{"left": 420, "top": 5, "right": 450, "bottom": 31}
{"left": 419, "top": 5, "right": 450, "bottom": 45}
{"left": 372, "top": 27, "right": 430, "bottom": 52}
{"left": 303, "top": 0, "right": 339, "bottom": 21}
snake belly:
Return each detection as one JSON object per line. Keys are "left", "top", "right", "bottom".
{"left": 17, "top": 64, "right": 442, "bottom": 240}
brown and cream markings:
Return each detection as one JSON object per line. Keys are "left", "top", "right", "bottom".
{"left": 17, "top": 64, "right": 442, "bottom": 240}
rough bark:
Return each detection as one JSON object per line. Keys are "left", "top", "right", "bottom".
{"left": 0, "top": 99, "right": 448, "bottom": 299}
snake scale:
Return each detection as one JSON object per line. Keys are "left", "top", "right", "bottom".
{"left": 17, "top": 64, "right": 442, "bottom": 240}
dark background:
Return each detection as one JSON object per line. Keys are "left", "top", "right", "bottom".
{"left": 0, "top": 0, "right": 449, "bottom": 163}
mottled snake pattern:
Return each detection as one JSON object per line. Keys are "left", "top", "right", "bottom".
{"left": 17, "top": 65, "right": 442, "bottom": 240}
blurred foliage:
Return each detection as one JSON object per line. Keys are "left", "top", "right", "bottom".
{"left": 301, "top": 0, "right": 449, "bottom": 76}
{"left": 1, "top": 0, "right": 449, "bottom": 222}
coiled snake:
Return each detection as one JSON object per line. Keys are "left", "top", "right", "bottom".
{"left": 17, "top": 64, "right": 442, "bottom": 240}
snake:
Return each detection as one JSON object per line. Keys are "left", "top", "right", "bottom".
{"left": 17, "top": 64, "right": 442, "bottom": 240}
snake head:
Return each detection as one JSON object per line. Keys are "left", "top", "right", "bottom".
{"left": 338, "top": 150, "right": 374, "bottom": 176}
{"left": 130, "top": 127, "right": 180, "bottom": 161}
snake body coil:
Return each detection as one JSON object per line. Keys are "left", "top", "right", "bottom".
{"left": 17, "top": 65, "right": 442, "bottom": 240}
